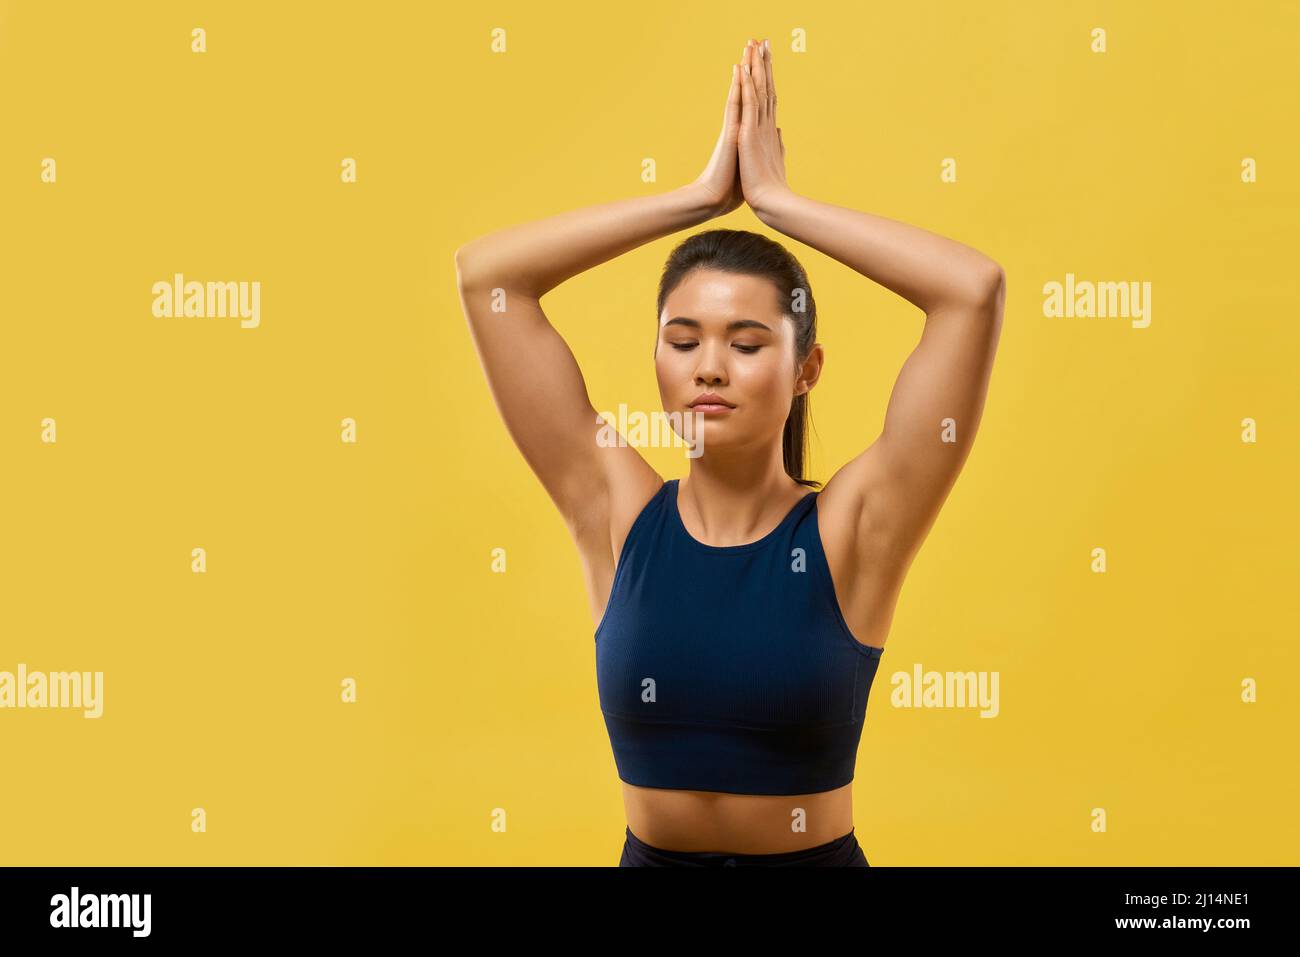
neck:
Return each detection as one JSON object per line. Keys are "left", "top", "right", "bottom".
{"left": 678, "top": 446, "right": 810, "bottom": 545}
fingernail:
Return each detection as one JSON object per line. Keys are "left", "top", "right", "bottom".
{"left": 743, "top": 64, "right": 750, "bottom": 75}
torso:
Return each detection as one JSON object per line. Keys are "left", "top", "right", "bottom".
{"left": 571, "top": 462, "right": 908, "bottom": 854}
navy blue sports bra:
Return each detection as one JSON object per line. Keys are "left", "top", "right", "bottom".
{"left": 594, "top": 479, "right": 885, "bottom": 796}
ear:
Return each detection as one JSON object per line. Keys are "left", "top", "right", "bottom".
{"left": 795, "top": 342, "right": 825, "bottom": 394}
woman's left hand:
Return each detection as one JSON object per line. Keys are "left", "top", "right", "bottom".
{"left": 738, "top": 38, "right": 791, "bottom": 219}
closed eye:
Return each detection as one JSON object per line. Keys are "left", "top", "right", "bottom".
{"left": 669, "top": 343, "right": 763, "bottom": 354}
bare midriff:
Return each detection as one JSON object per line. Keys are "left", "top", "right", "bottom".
{"left": 621, "top": 780, "right": 855, "bottom": 853}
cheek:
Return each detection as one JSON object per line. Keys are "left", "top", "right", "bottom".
{"left": 736, "top": 355, "right": 792, "bottom": 409}
{"left": 655, "top": 346, "right": 698, "bottom": 383}
{"left": 653, "top": 351, "right": 674, "bottom": 389}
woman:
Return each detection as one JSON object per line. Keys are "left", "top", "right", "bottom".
{"left": 455, "top": 38, "right": 1005, "bottom": 866}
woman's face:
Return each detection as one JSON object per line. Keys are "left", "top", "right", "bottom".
{"left": 656, "top": 268, "right": 814, "bottom": 453}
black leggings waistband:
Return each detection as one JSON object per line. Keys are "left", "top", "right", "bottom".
{"left": 619, "top": 826, "right": 869, "bottom": 867}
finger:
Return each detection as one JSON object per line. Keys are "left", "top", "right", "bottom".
{"left": 739, "top": 42, "right": 755, "bottom": 124}
{"left": 763, "top": 39, "right": 776, "bottom": 114}
{"left": 751, "top": 39, "right": 768, "bottom": 115}
{"left": 724, "top": 63, "right": 740, "bottom": 132}
{"left": 777, "top": 127, "right": 784, "bottom": 155}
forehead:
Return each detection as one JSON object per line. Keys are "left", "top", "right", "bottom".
{"left": 660, "top": 269, "right": 783, "bottom": 324}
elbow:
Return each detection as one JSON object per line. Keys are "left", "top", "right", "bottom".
{"left": 454, "top": 247, "right": 544, "bottom": 301}
{"left": 455, "top": 243, "right": 527, "bottom": 297}
{"left": 932, "top": 260, "right": 1004, "bottom": 314}
{"left": 966, "top": 260, "right": 1005, "bottom": 312}
{"left": 453, "top": 245, "right": 481, "bottom": 291}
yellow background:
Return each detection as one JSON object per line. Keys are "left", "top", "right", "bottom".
{"left": 2, "top": 0, "right": 1296, "bottom": 865}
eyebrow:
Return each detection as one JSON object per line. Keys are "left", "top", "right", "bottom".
{"left": 663, "top": 317, "right": 774, "bottom": 333}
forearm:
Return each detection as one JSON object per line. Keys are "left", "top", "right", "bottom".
{"left": 455, "top": 184, "right": 717, "bottom": 299}
{"left": 756, "top": 189, "right": 1002, "bottom": 314}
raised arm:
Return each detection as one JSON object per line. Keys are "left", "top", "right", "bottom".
{"left": 738, "top": 39, "right": 1005, "bottom": 570}
{"left": 454, "top": 62, "right": 747, "bottom": 528}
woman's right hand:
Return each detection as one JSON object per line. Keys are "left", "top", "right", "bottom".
{"left": 691, "top": 57, "right": 745, "bottom": 218}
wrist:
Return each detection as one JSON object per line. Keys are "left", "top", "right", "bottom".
{"left": 751, "top": 186, "right": 798, "bottom": 227}
{"left": 680, "top": 181, "right": 725, "bottom": 224}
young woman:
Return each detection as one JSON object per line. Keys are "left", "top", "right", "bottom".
{"left": 455, "top": 38, "right": 1005, "bottom": 867}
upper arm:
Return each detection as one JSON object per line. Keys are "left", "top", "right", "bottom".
{"left": 825, "top": 266, "right": 1006, "bottom": 568}
{"left": 454, "top": 250, "right": 659, "bottom": 532}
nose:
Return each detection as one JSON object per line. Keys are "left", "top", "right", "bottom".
{"left": 693, "top": 341, "right": 729, "bottom": 386}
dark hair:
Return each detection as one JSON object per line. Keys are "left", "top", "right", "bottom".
{"left": 656, "top": 228, "right": 821, "bottom": 488}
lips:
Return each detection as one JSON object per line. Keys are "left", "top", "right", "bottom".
{"left": 689, "top": 393, "right": 735, "bottom": 409}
